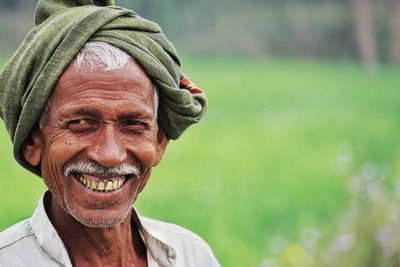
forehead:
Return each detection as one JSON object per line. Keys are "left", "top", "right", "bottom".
{"left": 51, "top": 60, "right": 155, "bottom": 111}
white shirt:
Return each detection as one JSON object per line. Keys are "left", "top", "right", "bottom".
{"left": 0, "top": 192, "right": 220, "bottom": 267}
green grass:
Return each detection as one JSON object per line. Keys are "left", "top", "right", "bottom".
{"left": 0, "top": 56, "right": 399, "bottom": 266}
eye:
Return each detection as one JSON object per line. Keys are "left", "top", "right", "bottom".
{"left": 120, "top": 118, "right": 146, "bottom": 133}
{"left": 67, "top": 119, "right": 97, "bottom": 132}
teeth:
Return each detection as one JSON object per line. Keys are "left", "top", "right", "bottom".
{"left": 90, "top": 180, "right": 98, "bottom": 190}
{"left": 105, "top": 181, "right": 113, "bottom": 191}
{"left": 97, "top": 181, "right": 105, "bottom": 191}
{"left": 75, "top": 174, "right": 127, "bottom": 192}
{"left": 112, "top": 180, "right": 118, "bottom": 190}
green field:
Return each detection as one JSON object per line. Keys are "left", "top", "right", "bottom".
{"left": 0, "top": 56, "right": 399, "bottom": 266}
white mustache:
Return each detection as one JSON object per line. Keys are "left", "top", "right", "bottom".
{"left": 64, "top": 162, "right": 140, "bottom": 178}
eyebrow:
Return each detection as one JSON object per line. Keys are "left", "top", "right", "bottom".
{"left": 71, "top": 108, "right": 102, "bottom": 118}
{"left": 117, "top": 111, "right": 153, "bottom": 120}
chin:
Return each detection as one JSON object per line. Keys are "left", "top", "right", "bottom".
{"left": 65, "top": 202, "right": 133, "bottom": 228}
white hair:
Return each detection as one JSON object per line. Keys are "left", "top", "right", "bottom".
{"left": 74, "top": 42, "right": 131, "bottom": 71}
{"left": 64, "top": 162, "right": 140, "bottom": 178}
{"left": 39, "top": 41, "right": 159, "bottom": 129}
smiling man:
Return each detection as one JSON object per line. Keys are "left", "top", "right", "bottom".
{"left": 0, "top": 1, "right": 219, "bottom": 266}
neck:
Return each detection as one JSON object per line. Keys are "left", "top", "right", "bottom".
{"left": 46, "top": 194, "right": 147, "bottom": 267}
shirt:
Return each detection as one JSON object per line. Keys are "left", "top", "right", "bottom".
{"left": 0, "top": 192, "right": 220, "bottom": 267}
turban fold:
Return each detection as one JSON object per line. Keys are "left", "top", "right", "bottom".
{"left": 0, "top": 0, "right": 207, "bottom": 175}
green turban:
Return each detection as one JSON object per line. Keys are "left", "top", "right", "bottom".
{"left": 0, "top": 0, "right": 207, "bottom": 175}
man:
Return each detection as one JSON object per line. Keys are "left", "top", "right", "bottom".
{"left": 0, "top": 1, "right": 219, "bottom": 266}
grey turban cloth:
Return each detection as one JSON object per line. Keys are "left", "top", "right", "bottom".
{"left": 0, "top": 0, "right": 207, "bottom": 176}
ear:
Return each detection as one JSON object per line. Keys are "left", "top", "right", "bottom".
{"left": 153, "top": 124, "right": 169, "bottom": 166}
{"left": 22, "top": 128, "right": 43, "bottom": 167}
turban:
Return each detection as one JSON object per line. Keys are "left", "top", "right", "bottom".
{"left": 0, "top": 0, "right": 207, "bottom": 175}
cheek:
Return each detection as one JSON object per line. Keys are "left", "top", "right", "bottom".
{"left": 127, "top": 139, "right": 158, "bottom": 166}
{"left": 137, "top": 168, "right": 153, "bottom": 194}
{"left": 126, "top": 139, "right": 158, "bottom": 193}
{"left": 45, "top": 132, "right": 87, "bottom": 161}
{"left": 40, "top": 135, "right": 84, "bottom": 205}
{"left": 62, "top": 140, "right": 82, "bottom": 149}
{"left": 41, "top": 152, "right": 67, "bottom": 205}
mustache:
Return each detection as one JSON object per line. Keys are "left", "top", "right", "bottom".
{"left": 64, "top": 162, "right": 140, "bottom": 178}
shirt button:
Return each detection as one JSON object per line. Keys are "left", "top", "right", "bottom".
{"left": 168, "top": 249, "right": 176, "bottom": 260}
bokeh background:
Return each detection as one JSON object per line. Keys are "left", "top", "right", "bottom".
{"left": 1, "top": 0, "right": 400, "bottom": 266}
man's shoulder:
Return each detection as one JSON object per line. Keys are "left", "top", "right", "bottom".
{"left": 141, "top": 216, "right": 207, "bottom": 245}
{"left": 0, "top": 219, "right": 33, "bottom": 249}
{"left": 0, "top": 218, "right": 58, "bottom": 266}
{"left": 140, "top": 216, "right": 220, "bottom": 265}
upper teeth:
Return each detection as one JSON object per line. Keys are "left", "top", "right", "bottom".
{"left": 76, "top": 174, "right": 126, "bottom": 192}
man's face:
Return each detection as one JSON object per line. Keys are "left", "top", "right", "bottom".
{"left": 30, "top": 60, "right": 166, "bottom": 227}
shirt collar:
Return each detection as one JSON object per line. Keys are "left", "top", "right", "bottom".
{"left": 30, "top": 191, "right": 176, "bottom": 267}
{"left": 30, "top": 191, "right": 72, "bottom": 266}
{"left": 132, "top": 208, "right": 177, "bottom": 266}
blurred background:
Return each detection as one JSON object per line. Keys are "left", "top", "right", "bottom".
{"left": 0, "top": 0, "right": 399, "bottom": 266}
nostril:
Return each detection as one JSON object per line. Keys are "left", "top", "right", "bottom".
{"left": 85, "top": 126, "right": 128, "bottom": 167}
{"left": 87, "top": 139, "right": 127, "bottom": 168}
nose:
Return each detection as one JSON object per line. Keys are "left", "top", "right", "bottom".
{"left": 87, "top": 126, "right": 127, "bottom": 167}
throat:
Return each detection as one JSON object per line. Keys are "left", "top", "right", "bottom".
{"left": 46, "top": 198, "right": 147, "bottom": 266}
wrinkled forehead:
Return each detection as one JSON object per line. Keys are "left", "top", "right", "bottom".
{"left": 60, "top": 58, "right": 153, "bottom": 89}
{"left": 54, "top": 59, "right": 153, "bottom": 98}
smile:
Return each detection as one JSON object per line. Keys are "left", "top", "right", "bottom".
{"left": 73, "top": 173, "right": 126, "bottom": 192}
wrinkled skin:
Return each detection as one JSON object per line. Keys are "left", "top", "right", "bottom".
{"left": 22, "top": 60, "right": 168, "bottom": 266}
